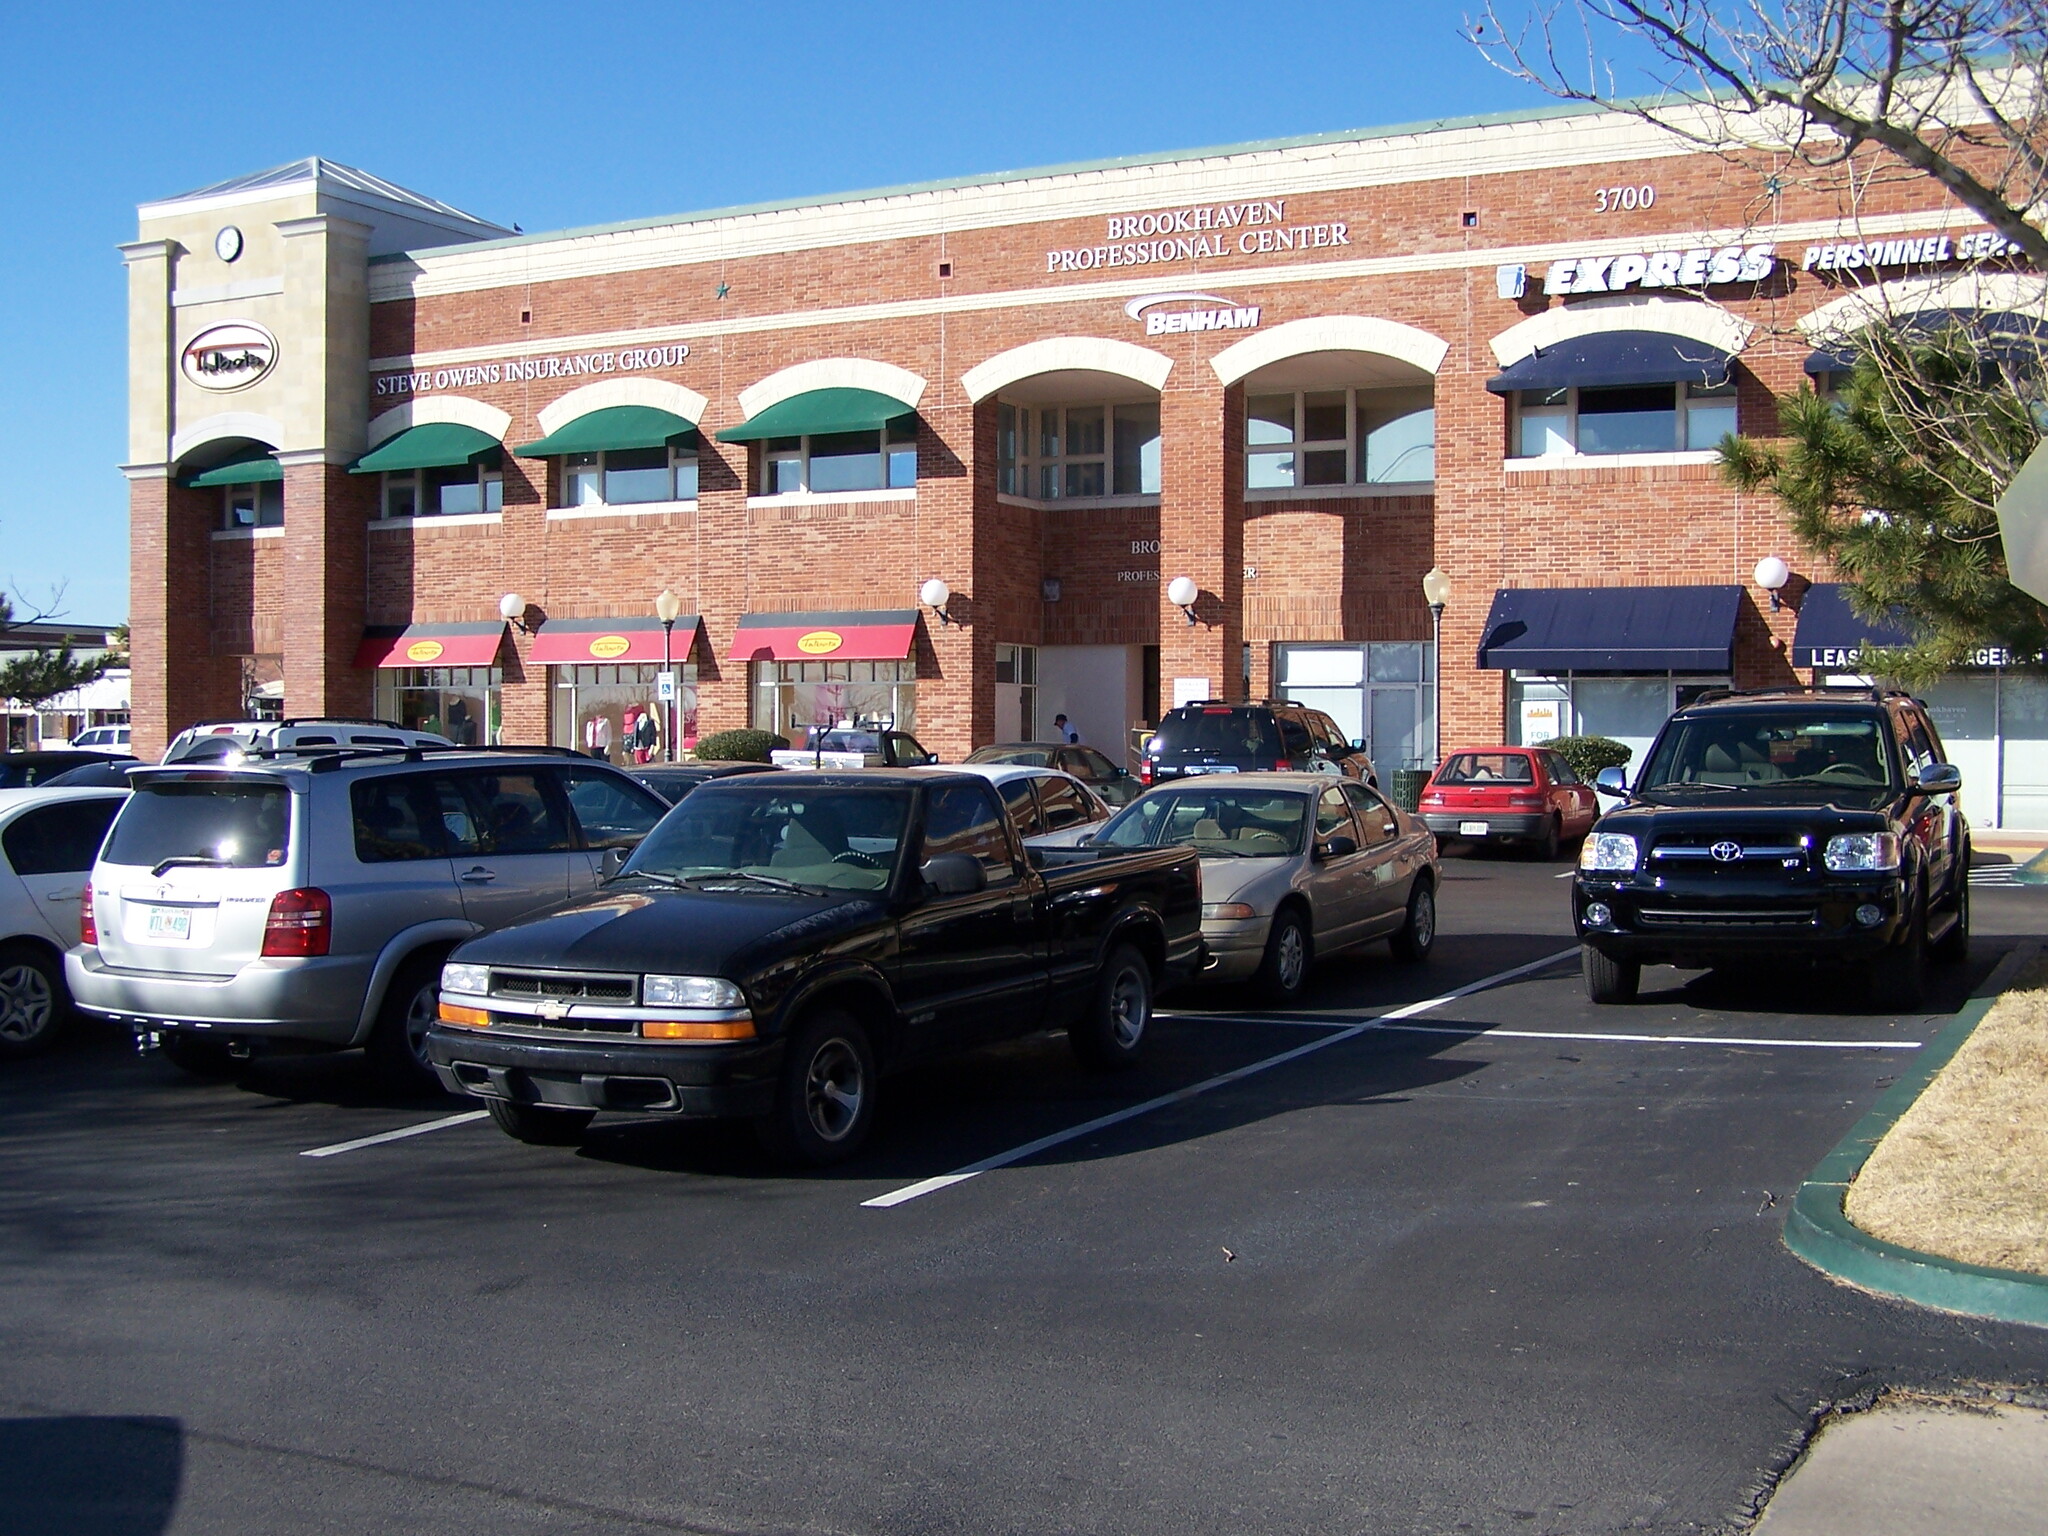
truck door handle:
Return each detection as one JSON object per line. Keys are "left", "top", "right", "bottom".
{"left": 460, "top": 867, "right": 498, "bottom": 884}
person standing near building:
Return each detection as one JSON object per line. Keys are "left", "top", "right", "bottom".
{"left": 1053, "top": 713, "right": 1079, "bottom": 744}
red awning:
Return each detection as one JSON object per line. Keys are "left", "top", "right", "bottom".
{"left": 353, "top": 623, "right": 506, "bottom": 669}
{"left": 729, "top": 610, "right": 918, "bottom": 663}
{"left": 529, "top": 616, "right": 702, "bottom": 665}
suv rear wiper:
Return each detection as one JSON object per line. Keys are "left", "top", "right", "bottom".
{"left": 151, "top": 855, "right": 234, "bottom": 877}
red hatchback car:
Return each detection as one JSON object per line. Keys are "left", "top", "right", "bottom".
{"left": 1418, "top": 746, "right": 1599, "bottom": 859}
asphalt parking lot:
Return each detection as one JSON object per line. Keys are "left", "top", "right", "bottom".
{"left": 5, "top": 853, "right": 2046, "bottom": 1536}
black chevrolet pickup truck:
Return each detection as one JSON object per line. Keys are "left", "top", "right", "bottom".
{"left": 1573, "top": 689, "right": 1969, "bottom": 1008}
{"left": 427, "top": 770, "right": 1203, "bottom": 1163}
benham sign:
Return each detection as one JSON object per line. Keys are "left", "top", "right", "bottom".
{"left": 181, "top": 321, "right": 277, "bottom": 392}
{"left": 1125, "top": 291, "right": 1262, "bottom": 336}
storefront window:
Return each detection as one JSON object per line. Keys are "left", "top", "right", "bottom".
{"left": 1505, "top": 673, "right": 1728, "bottom": 767}
{"left": 373, "top": 667, "right": 501, "bottom": 744}
{"left": 759, "top": 421, "right": 914, "bottom": 495}
{"left": 561, "top": 441, "right": 698, "bottom": 507}
{"left": 995, "top": 644, "right": 1037, "bottom": 741}
{"left": 224, "top": 481, "right": 283, "bottom": 530}
{"left": 1274, "top": 643, "right": 1435, "bottom": 769}
{"left": 998, "top": 402, "right": 1160, "bottom": 498}
{"left": 1246, "top": 387, "right": 1434, "bottom": 489}
{"left": 381, "top": 463, "right": 504, "bottom": 519}
{"left": 1513, "top": 381, "right": 1736, "bottom": 457}
{"left": 552, "top": 663, "right": 697, "bottom": 763}
{"left": 752, "top": 659, "right": 916, "bottom": 744}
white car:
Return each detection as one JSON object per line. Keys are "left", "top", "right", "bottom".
{"left": 0, "top": 787, "right": 129, "bottom": 1056}
{"left": 70, "top": 725, "right": 132, "bottom": 754}
{"left": 164, "top": 718, "right": 453, "bottom": 763}
{"left": 951, "top": 763, "right": 1113, "bottom": 848}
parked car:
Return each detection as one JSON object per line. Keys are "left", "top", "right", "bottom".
{"left": 162, "top": 718, "right": 453, "bottom": 763}
{"left": 628, "top": 761, "right": 780, "bottom": 804}
{"left": 776, "top": 728, "right": 935, "bottom": 768}
{"left": 428, "top": 769, "right": 1204, "bottom": 1162}
{"left": 67, "top": 747, "right": 672, "bottom": 1084}
{"left": 0, "top": 752, "right": 112, "bottom": 789}
{"left": 70, "top": 725, "right": 132, "bottom": 754}
{"left": 965, "top": 742, "right": 1142, "bottom": 805}
{"left": 1417, "top": 746, "right": 1599, "bottom": 859}
{"left": 1139, "top": 701, "right": 1375, "bottom": 788}
{"left": 0, "top": 788, "right": 128, "bottom": 1057}
{"left": 1095, "top": 772, "right": 1438, "bottom": 1000}
{"left": 1574, "top": 688, "right": 1969, "bottom": 1007}
{"left": 38, "top": 758, "right": 140, "bottom": 789}
{"left": 952, "top": 762, "right": 1114, "bottom": 847}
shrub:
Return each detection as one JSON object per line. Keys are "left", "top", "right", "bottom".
{"left": 692, "top": 728, "right": 789, "bottom": 763}
{"left": 1546, "top": 735, "right": 1632, "bottom": 781}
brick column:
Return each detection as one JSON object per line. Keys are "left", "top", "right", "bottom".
{"left": 920, "top": 395, "right": 983, "bottom": 760}
{"left": 127, "top": 471, "right": 240, "bottom": 759}
{"left": 279, "top": 458, "right": 374, "bottom": 719}
{"left": 692, "top": 408, "right": 752, "bottom": 740}
{"left": 1157, "top": 376, "right": 1243, "bottom": 704}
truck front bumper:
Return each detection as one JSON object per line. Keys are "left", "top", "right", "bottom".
{"left": 426, "top": 1025, "right": 781, "bottom": 1117}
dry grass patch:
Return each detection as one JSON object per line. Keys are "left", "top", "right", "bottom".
{"left": 1847, "top": 956, "right": 2048, "bottom": 1275}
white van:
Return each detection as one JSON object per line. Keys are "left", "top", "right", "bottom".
{"left": 163, "top": 718, "right": 452, "bottom": 764}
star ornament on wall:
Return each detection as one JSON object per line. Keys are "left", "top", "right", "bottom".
{"left": 715, "top": 282, "right": 730, "bottom": 299}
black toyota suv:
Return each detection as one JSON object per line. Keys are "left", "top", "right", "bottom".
{"left": 1141, "top": 701, "right": 1376, "bottom": 788}
{"left": 1572, "top": 689, "right": 1968, "bottom": 1007}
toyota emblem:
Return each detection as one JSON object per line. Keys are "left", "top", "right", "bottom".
{"left": 1709, "top": 840, "right": 1742, "bottom": 863}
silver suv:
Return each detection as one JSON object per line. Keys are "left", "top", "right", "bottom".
{"left": 67, "top": 747, "right": 671, "bottom": 1084}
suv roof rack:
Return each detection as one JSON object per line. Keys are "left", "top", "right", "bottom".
{"left": 1685, "top": 685, "right": 1895, "bottom": 706}
{"left": 276, "top": 716, "right": 414, "bottom": 730}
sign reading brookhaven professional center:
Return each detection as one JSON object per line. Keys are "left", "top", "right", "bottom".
{"left": 1541, "top": 244, "right": 1776, "bottom": 296}
{"left": 181, "top": 321, "right": 277, "bottom": 391}
{"left": 374, "top": 343, "right": 691, "bottom": 399}
{"left": 1046, "top": 200, "right": 1348, "bottom": 273}
{"left": 1125, "top": 292, "right": 1262, "bottom": 336}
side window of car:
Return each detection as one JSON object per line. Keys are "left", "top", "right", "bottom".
{"left": 558, "top": 768, "right": 669, "bottom": 849}
{"left": 1071, "top": 747, "right": 1117, "bottom": 781}
{"left": 888, "top": 732, "right": 929, "bottom": 765}
{"left": 1036, "top": 775, "right": 1096, "bottom": 831}
{"left": 1899, "top": 711, "right": 1938, "bottom": 774}
{"left": 1546, "top": 753, "right": 1578, "bottom": 786}
{"left": 2, "top": 799, "right": 122, "bottom": 876}
{"left": 921, "top": 783, "right": 1018, "bottom": 886}
{"left": 1277, "top": 714, "right": 1314, "bottom": 761}
{"left": 423, "top": 776, "right": 483, "bottom": 857}
{"left": 1344, "top": 783, "right": 1398, "bottom": 845}
{"left": 999, "top": 776, "right": 1045, "bottom": 838}
{"left": 1315, "top": 785, "right": 1358, "bottom": 845}
{"left": 350, "top": 776, "right": 446, "bottom": 863}
{"left": 458, "top": 772, "right": 574, "bottom": 855}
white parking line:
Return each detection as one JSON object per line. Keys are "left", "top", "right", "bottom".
{"left": 860, "top": 947, "right": 1580, "bottom": 1208}
{"left": 301, "top": 1110, "right": 489, "bottom": 1159}
{"left": 1378, "top": 1023, "right": 1922, "bottom": 1050}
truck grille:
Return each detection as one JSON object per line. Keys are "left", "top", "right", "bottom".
{"left": 490, "top": 969, "right": 636, "bottom": 1003}
{"left": 488, "top": 1011, "right": 637, "bottom": 1035}
{"left": 1637, "top": 907, "right": 1818, "bottom": 928}
{"left": 1650, "top": 837, "right": 1809, "bottom": 866}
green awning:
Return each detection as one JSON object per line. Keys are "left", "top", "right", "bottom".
{"left": 513, "top": 405, "right": 696, "bottom": 458}
{"left": 180, "top": 448, "right": 283, "bottom": 488}
{"left": 349, "top": 422, "right": 502, "bottom": 475}
{"left": 715, "top": 388, "right": 914, "bottom": 443}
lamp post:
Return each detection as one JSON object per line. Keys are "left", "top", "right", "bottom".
{"left": 653, "top": 588, "right": 682, "bottom": 762}
{"left": 1421, "top": 566, "right": 1451, "bottom": 768}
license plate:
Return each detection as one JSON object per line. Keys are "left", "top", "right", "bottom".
{"left": 1459, "top": 820, "right": 1490, "bottom": 837}
{"left": 145, "top": 907, "right": 193, "bottom": 942}
{"left": 1183, "top": 764, "right": 1239, "bottom": 775}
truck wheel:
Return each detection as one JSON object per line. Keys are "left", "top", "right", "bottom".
{"left": 1255, "top": 909, "right": 1312, "bottom": 1001}
{"left": 367, "top": 955, "right": 443, "bottom": 1092}
{"left": 485, "top": 1098, "right": 594, "bottom": 1146}
{"left": 1070, "top": 944, "right": 1153, "bottom": 1071}
{"left": 1389, "top": 881, "right": 1436, "bottom": 963}
{"left": 158, "top": 1030, "right": 238, "bottom": 1078}
{"left": 1931, "top": 866, "right": 1970, "bottom": 966}
{"left": 0, "top": 943, "right": 65, "bottom": 1059}
{"left": 1869, "top": 903, "right": 1927, "bottom": 1011}
{"left": 757, "top": 1008, "right": 876, "bottom": 1166}
{"left": 1582, "top": 945, "right": 1639, "bottom": 1005}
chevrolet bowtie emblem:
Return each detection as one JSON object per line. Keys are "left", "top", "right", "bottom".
{"left": 538, "top": 999, "right": 569, "bottom": 1021}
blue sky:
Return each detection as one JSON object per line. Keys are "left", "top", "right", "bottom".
{"left": 0, "top": 0, "right": 1588, "bottom": 626}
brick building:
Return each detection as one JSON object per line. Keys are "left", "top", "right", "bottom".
{"left": 120, "top": 105, "right": 2048, "bottom": 823}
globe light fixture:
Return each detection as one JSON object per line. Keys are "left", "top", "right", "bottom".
{"left": 1420, "top": 567, "right": 1451, "bottom": 767}
{"left": 920, "top": 578, "right": 955, "bottom": 626}
{"left": 1754, "top": 555, "right": 1791, "bottom": 610}
{"left": 498, "top": 592, "right": 532, "bottom": 633}
{"left": 1166, "top": 575, "right": 1199, "bottom": 624}
{"left": 653, "top": 588, "right": 684, "bottom": 761}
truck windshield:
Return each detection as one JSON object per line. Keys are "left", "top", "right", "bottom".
{"left": 623, "top": 784, "right": 911, "bottom": 892}
{"left": 1635, "top": 712, "right": 1898, "bottom": 800}
{"left": 1097, "top": 788, "right": 1309, "bottom": 858}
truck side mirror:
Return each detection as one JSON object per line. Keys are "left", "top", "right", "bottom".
{"left": 1915, "top": 761, "right": 1962, "bottom": 794}
{"left": 600, "top": 846, "right": 631, "bottom": 879}
{"left": 920, "top": 852, "right": 986, "bottom": 896}
{"left": 1595, "top": 767, "right": 1629, "bottom": 795}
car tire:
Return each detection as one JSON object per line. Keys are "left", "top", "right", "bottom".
{"left": 1069, "top": 943, "right": 1153, "bottom": 1070}
{"left": 1532, "top": 816, "right": 1561, "bottom": 862}
{"left": 1931, "top": 860, "right": 1970, "bottom": 966}
{"left": 1582, "top": 944, "right": 1639, "bottom": 1005}
{"left": 0, "top": 942, "right": 67, "bottom": 1059}
{"left": 757, "top": 1008, "right": 877, "bottom": 1166}
{"left": 484, "top": 1097, "right": 594, "bottom": 1145}
{"left": 1389, "top": 880, "right": 1436, "bottom": 963}
{"left": 1869, "top": 899, "right": 1928, "bottom": 1011}
{"left": 367, "top": 955, "right": 445, "bottom": 1092}
{"left": 1255, "top": 908, "right": 1312, "bottom": 1002}
{"left": 158, "top": 1030, "right": 238, "bottom": 1078}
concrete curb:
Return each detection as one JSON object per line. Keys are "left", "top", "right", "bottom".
{"left": 1783, "top": 942, "right": 2048, "bottom": 1328}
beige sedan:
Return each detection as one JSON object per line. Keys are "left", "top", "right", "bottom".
{"left": 1092, "top": 772, "right": 1441, "bottom": 1000}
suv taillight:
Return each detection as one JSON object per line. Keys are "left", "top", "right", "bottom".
{"left": 80, "top": 882, "right": 97, "bottom": 946}
{"left": 1140, "top": 760, "right": 1154, "bottom": 785}
{"left": 262, "top": 888, "right": 332, "bottom": 957}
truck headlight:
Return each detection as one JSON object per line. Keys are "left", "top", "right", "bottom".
{"left": 643, "top": 974, "right": 745, "bottom": 1009}
{"left": 1579, "top": 833, "right": 1639, "bottom": 872}
{"left": 440, "top": 962, "right": 489, "bottom": 996}
{"left": 1824, "top": 833, "right": 1901, "bottom": 872}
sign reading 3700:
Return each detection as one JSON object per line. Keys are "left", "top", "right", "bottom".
{"left": 375, "top": 344, "right": 691, "bottom": 398}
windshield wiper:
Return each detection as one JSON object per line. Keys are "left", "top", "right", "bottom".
{"left": 612, "top": 868, "right": 690, "bottom": 890}
{"left": 680, "top": 870, "right": 817, "bottom": 894}
{"left": 151, "top": 855, "right": 233, "bottom": 877}
{"left": 1643, "top": 780, "right": 1739, "bottom": 794}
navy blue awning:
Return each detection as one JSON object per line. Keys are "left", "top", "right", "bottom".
{"left": 1477, "top": 586, "right": 1744, "bottom": 672}
{"left": 1803, "top": 310, "right": 2048, "bottom": 375}
{"left": 1790, "top": 584, "right": 1916, "bottom": 667}
{"left": 1486, "top": 331, "right": 1736, "bottom": 395}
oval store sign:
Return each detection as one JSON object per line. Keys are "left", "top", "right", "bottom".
{"left": 405, "top": 639, "right": 446, "bottom": 663}
{"left": 586, "top": 634, "right": 632, "bottom": 660}
{"left": 181, "top": 321, "right": 277, "bottom": 392}
{"left": 796, "top": 630, "right": 843, "bottom": 655}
